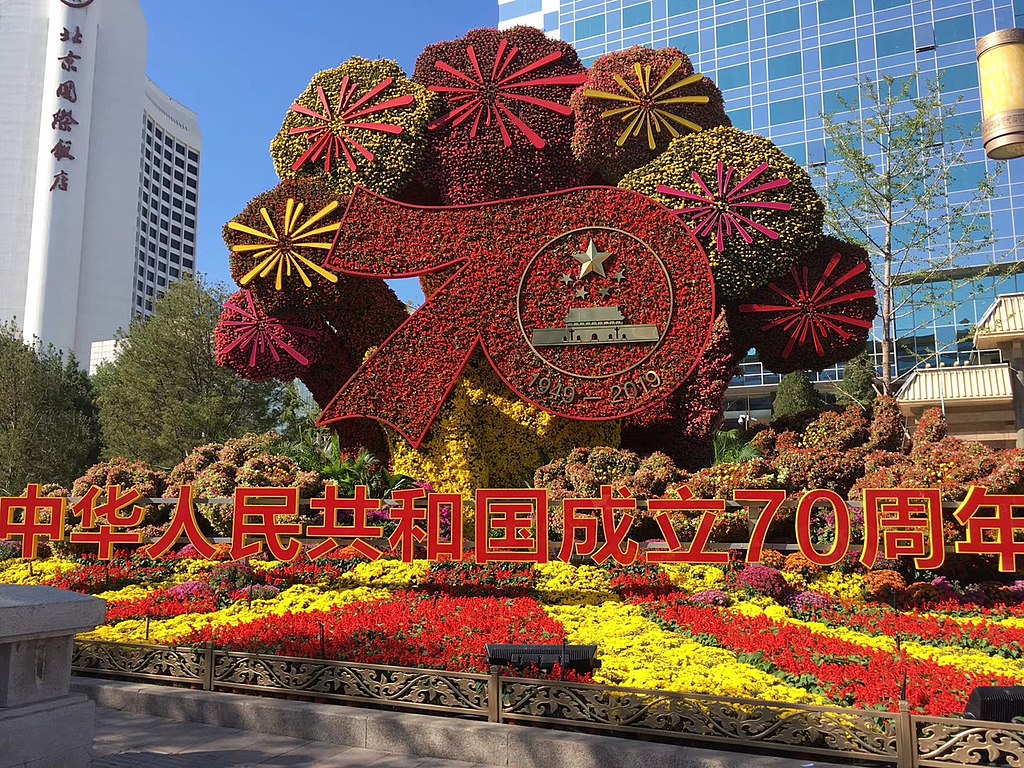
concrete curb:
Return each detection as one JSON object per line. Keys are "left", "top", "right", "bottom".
{"left": 73, "top": 677, "right": 848, "bottom": 768}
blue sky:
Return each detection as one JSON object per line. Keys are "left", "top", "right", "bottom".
{"left": 140, "top": 0, "right": 497, "bottom": 305}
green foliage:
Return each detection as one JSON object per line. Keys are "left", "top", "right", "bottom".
{"left": 285, "top": 426, "right": 414, "bottom": 499}
{"left": 0, "top": 323, "right": 100, "bottom": 494}
{"left": 772, "top": 371, "right": 826, "bottom": 421}
{"left": 712, "top": 429, "right": 761, "bottom": 465}
{"left": 835, "top": 346, "right": 877, "bottom": 408}
{"left": 94, "top": 278, "right": 283, "bottom": 469}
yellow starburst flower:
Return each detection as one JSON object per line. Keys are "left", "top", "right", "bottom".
{"left": 227, "top": 198, "right": 341, "bottom": 291}
{"left": 584, "top": 59, "right": 709, "bottom": 150}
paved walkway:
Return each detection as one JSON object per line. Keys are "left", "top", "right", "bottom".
{"left": 91, "top": 706, "right": 491, "bottom": 768}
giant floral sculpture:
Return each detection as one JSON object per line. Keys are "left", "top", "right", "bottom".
{"left": 214, "top": 30, "right": 877, "bottom": 495}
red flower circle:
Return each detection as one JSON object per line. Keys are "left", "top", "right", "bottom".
{"left": 413, "top": 26, "right": 589, "bottom": 204}
{"left": 730, "top": 236, "right": 877, "bottom": 373}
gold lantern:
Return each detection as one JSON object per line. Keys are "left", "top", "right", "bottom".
{"left": 978, "top": 28, "right": 1024, "bottom": 160}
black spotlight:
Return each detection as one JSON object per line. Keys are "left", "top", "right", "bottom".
{"left": 965, "top": 686, "right": 1024, "bottom": 722}
{"left": 485, "top": 643, "right": 600, "bottom": 675}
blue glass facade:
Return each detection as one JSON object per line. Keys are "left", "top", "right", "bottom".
{"left": 500, "top": 0, "right": 1024, "bottom": 415}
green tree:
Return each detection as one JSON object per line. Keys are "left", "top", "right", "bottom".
{"left": 772, "top": 371, "right": 826, "bottom": 420}
{"left": 276, "top": 380, "right": 320, "bottom": 445}
{"left": 820, "top": 73, "right": 1006, "bottom": 395}
{"left": 95, "top": 278, "right": 283, "bottom": 468}
{"left": 0, "top": 323, "right": 99, "bottom": 494}
{"left": 835, "top": 345, "right": 878, "bottom": 408}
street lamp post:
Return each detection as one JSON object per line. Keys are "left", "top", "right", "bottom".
{"left": 978, "top": 28, "right": 1024, "bottom": 160}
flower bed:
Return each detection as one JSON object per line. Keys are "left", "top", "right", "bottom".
{"left": 7, "top": 551, "right": 1022, "bottom": 716}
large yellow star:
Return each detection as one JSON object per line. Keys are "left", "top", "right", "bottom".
{"left": 573, "top": 240, "right": 611, "bottom": 279}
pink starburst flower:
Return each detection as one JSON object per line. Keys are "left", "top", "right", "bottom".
{"left": 214, "top": 290, "right": 323, "bottom": 381}
{"left": 656, "top": 161, "right": 793, "bottom": 252}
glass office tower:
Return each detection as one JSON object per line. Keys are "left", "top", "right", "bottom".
{"left": 500, "top": 0, "right": 1024, "bottom": 421}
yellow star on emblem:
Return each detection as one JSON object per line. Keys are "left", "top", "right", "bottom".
{"left": 573, "top": 240, "right": 611, "bottom": 279}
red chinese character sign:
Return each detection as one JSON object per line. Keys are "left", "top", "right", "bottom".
{"left": 316, "top": 186, "right": 715, "bottom": 446}
{"left": 213, "top": 27, "right": 876, "bottom": 490}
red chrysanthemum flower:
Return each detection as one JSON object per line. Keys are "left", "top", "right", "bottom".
{"left": 730, "top": 236, "right": 878, "bottom": 373}
{"left": 413, "top": 26, "right": 589, "bottom": 204}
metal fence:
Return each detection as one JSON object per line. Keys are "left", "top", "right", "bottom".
{"left": 71, "top": 639, "right": 1024, "bottom": 767}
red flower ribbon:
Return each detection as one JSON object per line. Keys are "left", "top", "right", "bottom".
{"left": 317, "top": 186, "right": 716, "bottom": 448}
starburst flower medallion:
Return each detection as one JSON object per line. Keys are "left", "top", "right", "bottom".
{"left": 288, "top": 77, "right": 416, "bottom": 173}
{"left": 739, "top": 254, "right": 876, "bottom": 358}
{"left": 227, "top": 198, "right": 341, "bottom": 291}
{"left": 583, "top": 59, "right": 711, "bottom": 149}
{"left": 428, "top": 38, "right": 587, "bottom": 148}
{"left": 218, "top": 291, "right": 321, "bottom": 368}
{"left": 657, "top": 161, "right": 793, "bottom": 252}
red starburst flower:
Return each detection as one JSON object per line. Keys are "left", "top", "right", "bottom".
{"left": 288, "top": 77, "right": 416, "bottom": 173}
{"left": 214, "top": 290, "right": 322, "bottom": 380}
{"left": 427, "top": 38, "right": 587, "bottom": 149}
{"left": 656, "top": 162, "right": 793, "bottom": 252}
{"left": 731, "top": 236, "right": 877, "bottom": 373}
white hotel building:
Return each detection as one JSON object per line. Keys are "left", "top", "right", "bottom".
{"left": 0, "top": 0, "right": 200, "bottom": 371}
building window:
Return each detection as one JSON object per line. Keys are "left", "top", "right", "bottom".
{"left": 941, "top": 63, "right": 979, "bottom": 92}
{"left": 186, "top": 178, "right": 197, "bottom": 189}
{"left": 818, "top": 0, "right": 853, "bottom": 22}
{"left": 823, "top": 85, "right": 859, "bottom": 112}
{"left": 668, "top": 0, "right": 697, "bottom": 13}
{"left": 770, "top": 96, "right": 804, "bottom": 125}
{"left": 820, "top": 40, "right": 857, "bottom": 67}
{"left": 188, "top": 150, "right": 198, "bottom": 162}
{"left": 575, "top": 15, "right": 605, "bottom": 39}
{"left": 669, "top": 31, "right": 698, "bottom": 53}
{"left": 768, "top": 52, "right": 801, "bottom": 79}
{"left": 876, "top": 28, "right": 914, "bottom": 57}
{"left": 731, "top": 107, "right": 752, "bottom": 130}
{"left": 716, "top": 20, "right": 747, "bottom": 47}
{"left": 183, "top": 258, "right": 194, "bottom": 269}
{"left": 716, "top": 63, "right": 750, "bottom": 89}
{"left": 935, "top": 15, "right": 974, "bottom": 46}
{"left": 944, "top": 111, "right": 981, "bottom": 141}
{"left": 873, "top": 0, "right": 909, "bottom": 9}
{"left": 949, "top": 163, "right": 986, "bottom": 192}
{"left": 170, "top": 267, "right": 179, "bottom": 278}
{"left": 780, "top": 142, "right": 807, "bottom": 165}
{"left": 766, "top": 8, "right": 799, "bottom": 35}
{"left": 622, "top": 2, "right": 651, "bottom": 28}
{"left": 187, "top": 164, "right": 198, "bottom": 175}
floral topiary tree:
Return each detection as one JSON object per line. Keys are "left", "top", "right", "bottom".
{"left": 213, "top": 30, "right": 878, "bottom": 496}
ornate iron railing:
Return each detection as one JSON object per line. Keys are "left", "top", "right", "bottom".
{"left": 72, "top": 639, "right": 1024, "bottom": 767}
